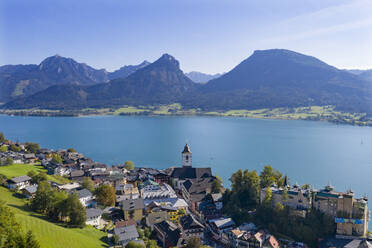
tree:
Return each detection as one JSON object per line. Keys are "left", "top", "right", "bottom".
{"left": 5, "top": 158, "right": 13, "bottom": 166}
{"left": 0, "top": 145, "right": 7, "bottom": 152}
{"left": 0, "top": 174, "right": 7, "bottom": 186}
{"left": 125, "top": 241, "right": 145, "bottom": 248}
{"left": 112, "top": 234, "right": 120, "bottom": 245}
{"left": 48, "top": 190, "right": 68, "bottom": 221}
{"left": 31, "top": 181, "right": 53, "bottom": 213}
{"left": 30, "top": 172, "right": 48, "bottom": 184}
{"left": 25, "top": 142, "right": 40, "bottom": 154}
{"left": 186, "top": 236, "right": 202, "bottom": 248}
{"left": 64, "top": 193, "right": 86, "bottom": 227}
{"left": 51, "top": 154, "right": 63, "bottom": 164}
{"left": 137, "top": 227, "right": 144, "bottom": 239}
{"left": 0, "top": 132, "right": 5, "bottom": 143}
{"left": 82, "top": 177, "right": 95, "bottom": 192}
{"left": 67, "top": 148, "right": 76, "bottom": 153}
{"left": 9, "top": 144, "right": 21, "bottom": 152}
{"left": 124, "top": 161, "right": 134, "bottom": 171}
{"left": 262, "top": 187, "right": 272, "bottom": 208}
{"left": 260, "top": 165, "right": 284, "bottom": 188}
{"left": 211, "top": 178, "right": 222, "bottom": 193}
{"left": 282, "top": 188, "right": 289, "bottom": 202}
{"left": 301, "top": 184, "right": 310, "bottom": 190}
{"left": 146, "top": 240, "right": 160, "bottom": 248}
{"left": 25, "top": 230, "right": 41, "bottom": 248}
{"left": 95, "top": 184, "right": 116, "bottom": 206}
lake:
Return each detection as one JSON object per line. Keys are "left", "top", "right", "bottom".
{"left": 1, "top": 114, "right": 372, "bottom": 204}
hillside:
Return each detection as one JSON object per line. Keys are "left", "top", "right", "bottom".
{"left": 108, "top": 60, "right": 150, "bottom": 80}
{"left": 0, "top": 55, "right": 109, "bottom": 102}
{"left": 188, "top": 49, "right": 372, "bottom": 113}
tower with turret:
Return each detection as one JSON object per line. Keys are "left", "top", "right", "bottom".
{"left": 182, "top": 143, "right": 192, "bottom": 167}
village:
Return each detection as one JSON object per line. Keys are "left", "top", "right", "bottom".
{"left": 0, "top": 137, "right": 371, "bottom": 248}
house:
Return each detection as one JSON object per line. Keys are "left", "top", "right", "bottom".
{"left": 120, "top": 198, "right": 145, "bottom": 222}
{"left": 208, "top": 217, "right": 236, "bottom": 240}
{"left": 69, "top": 170, "right": 85, "bottom": 180}
{"left": 116, "top": 183, "right": 139, "bottom": 200}
{"left": 180, "top": 214, "right": 205, "bottom": 240}
{"left": 263, "top": 235, "right": 280, "bottom": 248}
{"left": 154, "top": 220, "right": 183, "bottom": 248}
{"left": 182, "top": 177, "right": 214, "bottom": 211}
{"left": 199, "top": 193, "right": 223, "bottom": 221}
{"left": 146, "top": 210, "right": 171, "bottom": 229}
{"left": 57, "top": 182, "right": 81, "bottom": 192}
{"left": 23, "top": 153, "right": 37, "bottom": 163}
{"left": 86, "top": 208, "right": 103, "bottom": 228}
{"left": 76, "top": 188, "right": 94, "bottom": 207}
{"left": 22, "top": 185, "right": 38, "bottom": 198}
{"left": 7, "top": 175, "right": 31, "bottom": 189}
{"left": 114, "top": 224, "right": 140, "bottom": 247}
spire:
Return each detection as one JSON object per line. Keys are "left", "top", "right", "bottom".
{"left": 182, "top": 142, "right": 191, "bottom": 154}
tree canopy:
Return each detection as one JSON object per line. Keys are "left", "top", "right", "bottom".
{"left": 82, "top": 177, "right": 95, "bottom": 192}
{"left": 124, "top": 161, "right": 135, "bottom": 171}
{"left": 95, "top": 184, "right": 116, "bottom": 207}
{"left": 25, "top": 142, "right": 40, "bottom": 154}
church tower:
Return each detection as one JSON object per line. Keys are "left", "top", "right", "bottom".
{"left": 182, "top": 143, "right": 192, "bottom": 167}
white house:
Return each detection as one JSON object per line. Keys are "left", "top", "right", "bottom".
{"left": 7, "top": 175, "right": 31, "bottom": 190}
{"left": 86, "top": 208, "right": 103, "bottom": 228}
{"left": 77, "top": 188, "right": 94, "bottom": 207}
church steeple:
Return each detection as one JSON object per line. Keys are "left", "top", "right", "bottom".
{"left": 182, "top": 143, "right": 192, "bottom": 167}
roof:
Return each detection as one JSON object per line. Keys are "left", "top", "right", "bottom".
{"left": 171, "top": 167, "right": 212, "bottom": 180}
{"left": 182, "top": 143, "right": 191, "bottom": 154}
{"left": 211, "top": 193, "right": 222, "bottom": 202}
{"left": 24, "top": 153, "right": 36, "bottom": 159}
{"left": 154, "top": 221, "right": 181, "bottom": 246}
{"left": 146, "top": 211, "right": 170, "bottom": 226}
{"left": 115, "top": 219, "right": 137, "bottom": 228}
{"left": 86, "top": 208, "right": 103, "bottom": 219}
{"left": 10, "top": 175, "right": 31, "bottom": 184}
{"left": 265, "top": 235, "right": 279, "bottom": 248}
{"left": 121, "top": 198, "right": 145, "bottom": 211}
{"left": 210, "top": 217, "right": 236, "bottom": 229}
{"left": 180, "top": 214, "right": 204, "bottom": 230}
{"left": 183, "top": 177, "right": 214, "bottom": 194}
{"left": 77, "top": 188, "right": 92, "bottom": 198}
{"left": 23, "top": 185, "right": 38, "bottom": 194}
{"left": 114, "top": 225, "right": 139, "bottom": 242}
{"left": 70, "top": 170, "right": 84, "bottom": 178}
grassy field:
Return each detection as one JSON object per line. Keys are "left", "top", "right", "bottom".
{"left": 0, "top": 163, "right": 69, "bottom": 184}
{"left": 0, "top": 187, "right": 107, "bottom": 248}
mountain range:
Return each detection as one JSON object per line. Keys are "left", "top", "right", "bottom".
{"left": 2, "top": 49, "right": 372, "bottom": 115}
{"left": 185, "top": 71, "right": 222, "bottom": 83}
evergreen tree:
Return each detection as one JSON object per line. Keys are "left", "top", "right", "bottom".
{"left": 95, "top": 184, "right": 115, "bottom": 206}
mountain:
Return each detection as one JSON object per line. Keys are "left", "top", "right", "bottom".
{"left": 185, "top": 71, "right": 222, "bottom": 83}
{"left": 359, "top": 70, "right": 372, "bottom": 82}
{"left": 187, "top": 49, "right": 371, "bottom": 113}
{"left": 5, "top": 54, "right": 198, "bottom": 109}
{"left": 0, "top": 55, "right": 109, "bottom": 103}
{"left": 3, "top": 49, "right": 372, "bottom": 115}
{"left": 108, "top": 61, "right": 150, "bottom": 80}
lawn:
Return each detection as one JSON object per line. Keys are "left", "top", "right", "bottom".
{"left": 0, "top": 187, "right": 107, "bottom": 248}
{"left": 0, "top": 163, "right": 69, "bottom": 184}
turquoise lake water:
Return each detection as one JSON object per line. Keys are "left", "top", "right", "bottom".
{"left": 1, "top": 115, "right": 372, "bottom": 206}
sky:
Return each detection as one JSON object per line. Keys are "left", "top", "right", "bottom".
{"left": 1, "top": 0, "right": 372, "bottom": 74}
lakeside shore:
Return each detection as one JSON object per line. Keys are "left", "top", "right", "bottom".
{"left": 0, "top": 104, "right": 370, "bottom": 126}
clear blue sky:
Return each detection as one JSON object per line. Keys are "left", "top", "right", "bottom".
{"left": 1, "top": 0, "right": 371, "bottom": 73}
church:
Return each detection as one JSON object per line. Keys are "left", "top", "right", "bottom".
{"left": 170, "top": 143, "right": 213, "bottom": 190}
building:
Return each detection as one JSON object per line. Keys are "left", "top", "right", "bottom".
{"left": 140, "top": 180, "right": 177, "bottom": 206}
{"left": 154, "top": 220, "right": 183, "bottom": 248}
{"left": 76, "top": 188, "right": 94, "bottom": 207}
{"left": 170, "top": 143, "right": 212, "bottom": 190}
{"left": 116, "top": 183, "right": 139, "bottom": 200}
{"left": 180, "top": 214, "right": 205, "bottom": 240}
{"left": 314, "top": 183, "right": 369, "bottom": 237}
{"left": 261, "top": 182, "right": 370, "bottom": 238}
{"left": 21, "top": 184, "right": 38, "bottom": 198}
{"left": 120, "top": 198, "right": 145, "bottom": 222}
{"left": 86, "top": 208, "right": 103, "bottom": 228}
{"left": 114, "top": 224, "right": 140, "bottom": 247}
{"left": 208, "top": 217, "right": 236, "bottom": 241}
{"left": 181, "top": 177, "right": 214, "bottom": 211}
{"left": 7, "top": 175, "right": 31, "bottom": 189}
{"left": 146, "top": 210, "right": 171, "bottom": 229}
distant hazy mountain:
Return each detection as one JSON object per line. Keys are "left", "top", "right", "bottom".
{"left": 346, "top": 69, "right": 372, "bottom": 82}
{"left": 5, "top": 54, "right": 198, "bottom": 109}
{"left": 0, "top": 55, "right": 109, "bottom": 102}
{"left": 3, "top": 49, "right": 372, "bottom": 115}
{"left": 185, "top": 71, "right": 222, "bottom": 83}
{"left": 188, "top": 49, "right": 371, "bottom": 113}
{"left": 108, "top": 61, "right": 150, "bottom": 80}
